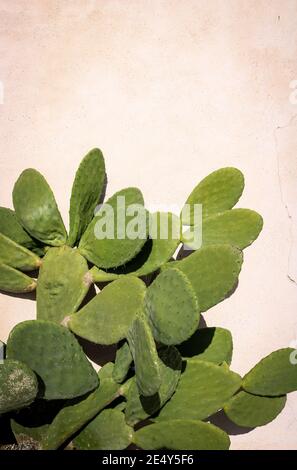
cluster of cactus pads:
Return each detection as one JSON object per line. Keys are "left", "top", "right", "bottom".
{"left": 0, "top": 148, "right": 297, "bottom": 450}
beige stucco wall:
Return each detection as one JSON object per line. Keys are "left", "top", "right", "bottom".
{"left": 0, "top": 0, "right": 297, "bottom": 449}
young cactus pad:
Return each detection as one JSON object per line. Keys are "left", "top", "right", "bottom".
{"left": 0, "top": 233, "right": 41, "bottom": 271}
{"left": 6, "top": 320, "right": 98, "bottom": 400}
{"left": 242, "top": 348, "right": 297, "bottom": 396}
{"left": 68, "top": 277, "right": 146, "bottom": 345}
{"left": 13, "top": 169, "right": 67, "bottom": 246}
{"left": 181, "top": 167, "right": 244, "bottom": 224}
{"left": 182, "top": 208, "right": 263, "bottom": 251}
{"left": 37, "top": 246, "right": 90, "bottom": 323}
{"left": 0, "top": 359, "right": 38, "bottom": 414}
{"left": 0, "top": 263, "right": 37, "bottom": 293}
{"left": 68, "top": 148, "right": 106, "bottom": 247}
{"left": 0, "top": 207, "right": 43, "bottom": 255}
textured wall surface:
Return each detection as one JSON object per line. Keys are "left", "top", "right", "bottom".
{"left": 0, "top": 0, "right": 297, "bottom": 449}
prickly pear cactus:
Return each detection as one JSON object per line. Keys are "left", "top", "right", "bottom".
{"left": 1, "top": 150, "right": 296, "bottom": 451}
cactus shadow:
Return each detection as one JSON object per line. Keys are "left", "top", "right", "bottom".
{"left": 0, "top": 289, "right": 36, "bottom": 301}
{"left": 77, "top": 337, "right": 117, "bottom": 367}
{"left": 99, "top": 173, "right": 108, "bottom": 205}
{"left": 78, "top": 283, "right": 97, "bottom": 309}
{"left": 176, "top": 245, "right": 194, "bottom": 260}
{"left": 208, "top": 409, "right": 254, "bottom": 435}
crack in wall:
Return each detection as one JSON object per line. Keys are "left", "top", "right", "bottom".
{"left": 273, "top": 113, "right": 297, "bottom": 286}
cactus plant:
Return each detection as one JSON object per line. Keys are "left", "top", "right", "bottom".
{"left": 1, "top": 150, "right": 297, "bottom": 451}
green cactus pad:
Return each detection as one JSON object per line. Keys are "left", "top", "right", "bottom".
{"left": 167, "top": 244, "right": 243, "bottom": 312}
{"left": 0, "top": 207, "right": 44, "bottom": 256}
{"left": 224, "top": 391, "right": 287, "bottom": 428}
{"left": 134, "top": 419, "right": 230, "bottom": 450}
{"left": 181, "top": 167, "right": 244, "bottom": 225}
{"left": 124, "top": 346, "right": 182, "bottom": 426}
{"left": 182, "top": 209, "right": 263, "bottom": 250}
{"left": 0, "top": 233, "right": 41, "bottom": 271}
{"left": 89, "top": 212, "right": 181, "bottom": 281}
{"left": 11, "top": 419, "right": 48, "bottom": 449}
{"left": 242, "top": 348, "right": 297, "bottom": 396}
{"left": 0, "top": 359, "right": 38, "bottom": 414}
{"left": 79, "top": 187, "right": 148, "bottom": 268}
{"left": 145, "top": 268, "right": 199, "bottom": 345}
{"left": 0, "top": 264, "right": 37, "bottom": 293}
{"left": 132, "top": 212, "right": 180, "bottom": 277}
{"left": 73, "top": 409, "right": 133, "bottom": 450}
{"left": 42, "top": 364, "right": 119, "bottom": 450}
{"left": 6, "top": 320, "right": 98, "bottom": 400}
{"left": 68, "top": 148, "right": 106, "bottom": 247}
{"left": 113, "top": 342, "right": 133, "bottom": 384}
{"left": 127, "top": 314, "right": 161, "bottom": 397}
{"left": 178, "top": 327, "right": 233, "bottom": 364}
{"left": 13, "top": 168, "right": 67, "bottom": 246}
{"left": 68, "top": 277, "right": 146, "bottom": 345}
{"left": 37, "top": 246, "right": 90, "bottom": 323}
{"left": 156, "top": 359, "right": 241, "bottom": 422}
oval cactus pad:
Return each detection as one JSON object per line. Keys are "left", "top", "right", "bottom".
{"left": 169, "top": 244, "right": 243, "bottom": 312}
{"left": 224, "top": 391, "right": 286, "bottom": 428}
{"left": 0, "top": 263, "right": 36, "bottom": 293}
{"left": 134, "top": 419, "right": 230, "bottom": 450}
{"left": 0, "top": 233, "right": 41, "bottom": 271}
{"left": 145, "top": 268, "right": 199, "bottom": 345}
{"left": 68, "top": 277, "right": 146, "bottom": 345}
{"left": 68, "top": 148, "right": 106, "bottom": 247}
{"left": 13, "top": 169, "right": 67, "bottom": 246}
{"left": 181, "top": 167, "right": 244, "bottom": 224}
{"left": 183, "top": 208, "right": 263, "bottom": 250}
{"left": 242, "top": 348, "right": 297, "bottom": 396}
{"left": 156, "top": 359, "right": 241, "bottom": 422}
{"left": 6, "top": 320, "right": 98, "bottom": 400}
{"left": 37, "top": 246, "right": 90, "bottom": 323}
